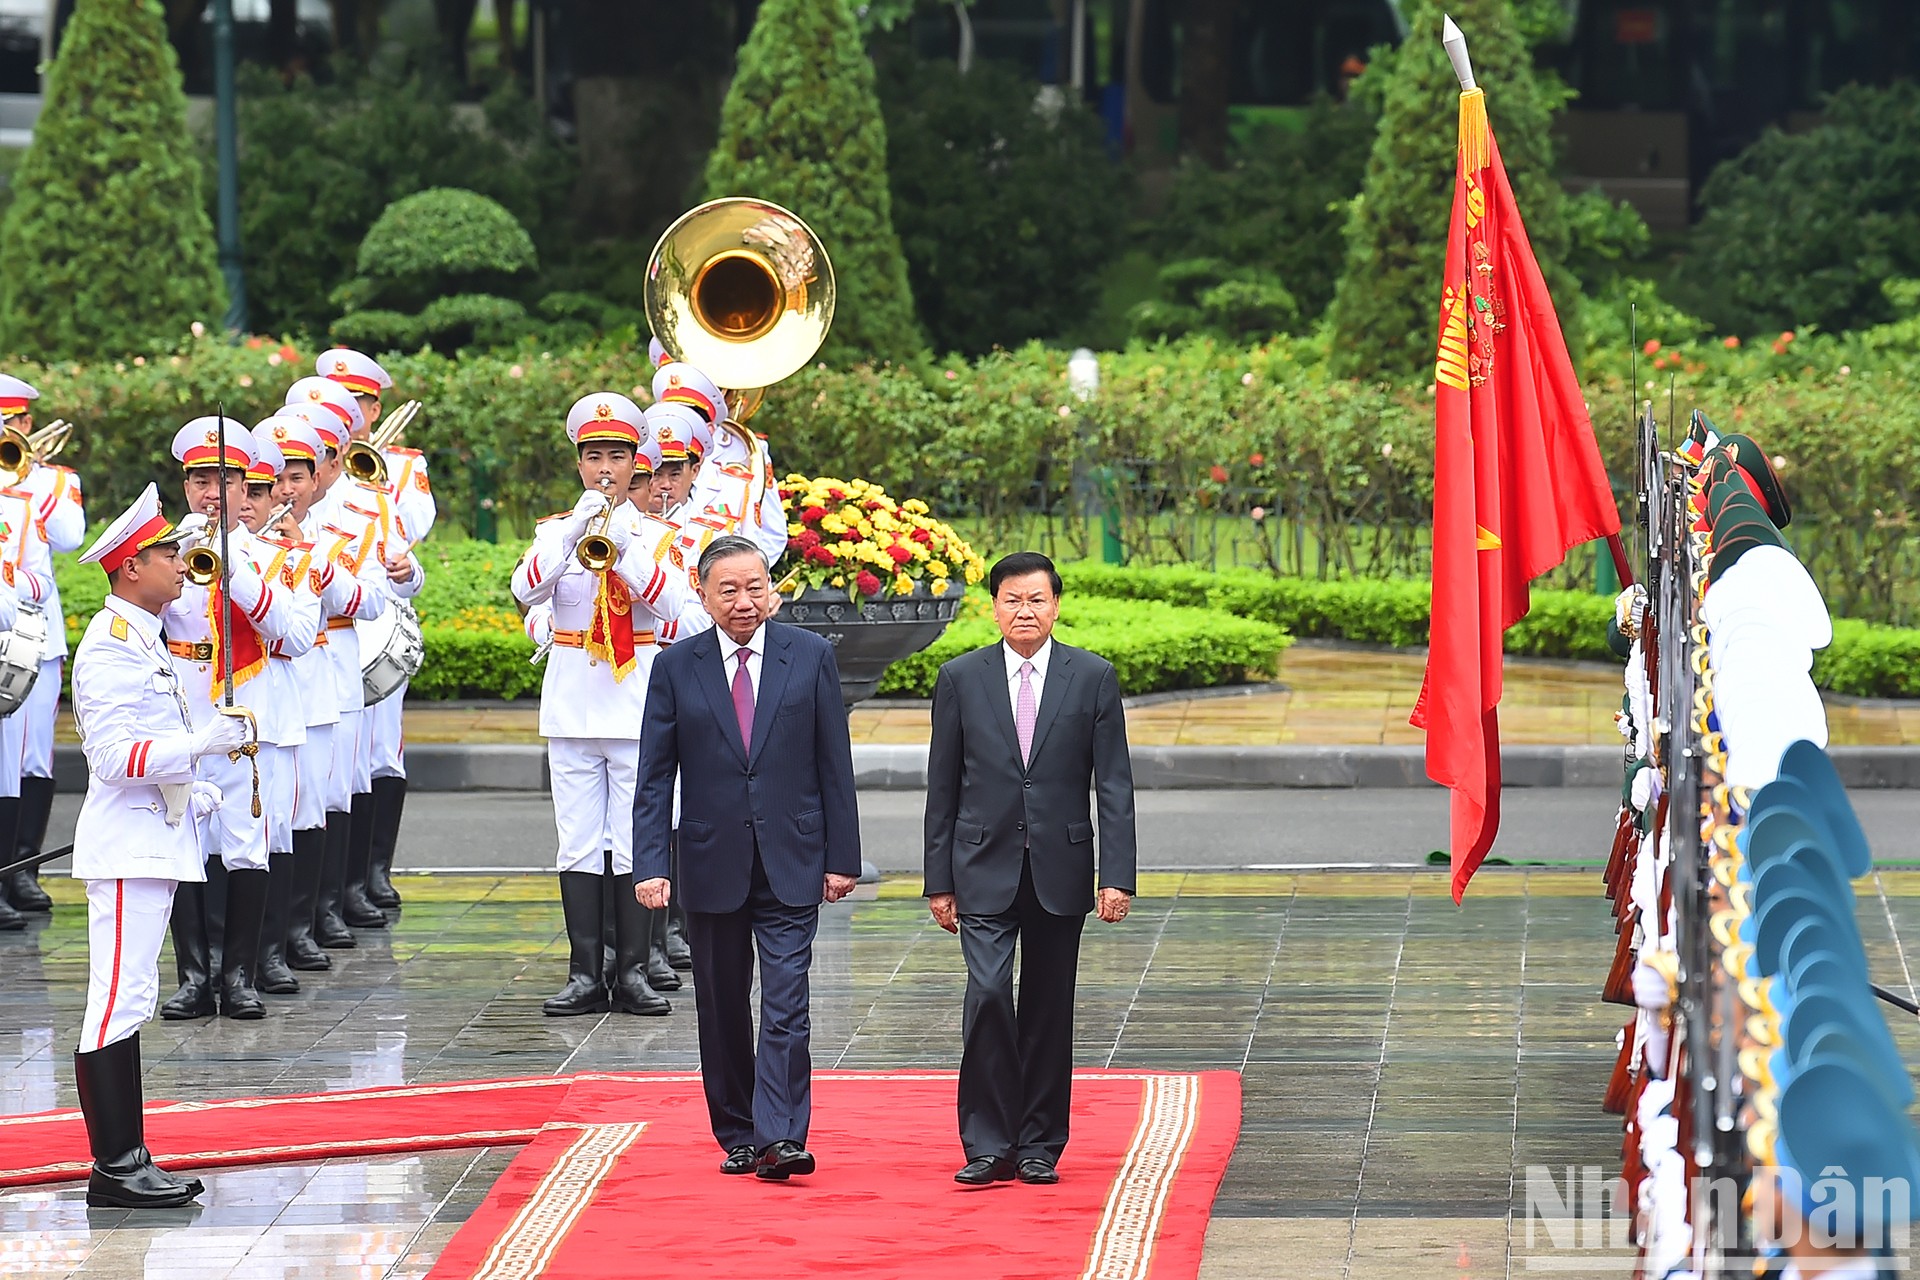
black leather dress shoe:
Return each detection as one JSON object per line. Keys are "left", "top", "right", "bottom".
{"left": 1016, "top": 1158, "right": 1059, "bottom": 1185}
{"left": 755, "top": 1140, "right": 816, "bottom": 1180}
{"left": 720, "top": 1144, "right": 760, "bottom": 1175}
{"left": 954, "top": 1156, "right": 1015, "bottom": 1185}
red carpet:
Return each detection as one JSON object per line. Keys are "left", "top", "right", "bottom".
{"left": 0, "top": 1070, "right": 1240, "bottom": 1279}
{"left": 426, "top": 1071, "right": 1240, "bottom": 1280}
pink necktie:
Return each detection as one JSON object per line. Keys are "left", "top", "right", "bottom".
{"left": 732, "top": 648, "right": 754, "bottom": 752}
{"left": 1015, "top": 661, "right": 1037, "bottom": 764}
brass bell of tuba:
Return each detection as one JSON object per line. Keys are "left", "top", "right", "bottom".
{"left": 644, "top": 197, "right": 835, "bottom": 392}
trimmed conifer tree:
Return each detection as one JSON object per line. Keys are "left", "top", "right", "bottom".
{"left": 1326, "top": 0, "right": 1574, "bottom": 381}
{"left": 0, "top": 0, "right": 225, "bottom": 359}
{"left": 703, "top": 0, "right": 923, "bottom": 366}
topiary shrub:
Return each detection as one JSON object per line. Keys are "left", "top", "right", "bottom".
{"left": 331, "top": 188, "right": 537, "bottom": 354}
{"left": 1326, "top": 0, "right": 1576, "bottom": 381}
{"left": 1671, "top": 82, "right": 1920, "bottom": 337}
{"left": 876, "top": 51, "right": 1129, "bottom": 357}
{"left": 0, "top": 0, "right": 225, "bottom": 359}
{"left": 1129, "top": 258, "right": 1300, "bottom": 344}
{"left": 704, "top": 0, "right": 923, "bottom": 366}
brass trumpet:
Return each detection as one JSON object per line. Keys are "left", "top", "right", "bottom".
{"left": 342, "top": 399, "right": 423, "bottom": 487}
{"left": 185, "top": 545, "right": 222, "bottom": 586}
{"left": 576, "top": 478, "right": 618, "bottom": 573}
{"left": 0, "top": 427, "right": 29, "bottom": 482}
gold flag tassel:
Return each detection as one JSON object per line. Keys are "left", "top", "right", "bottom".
{"left": 1458, "top": 87, "right": 1490, "bottom": 174}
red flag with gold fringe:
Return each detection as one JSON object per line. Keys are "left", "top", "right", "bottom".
{"left": 1409, "top": 23, "right": 1622, "bottom": 902}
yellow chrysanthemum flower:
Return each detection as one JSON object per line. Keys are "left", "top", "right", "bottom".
{"left": 928, "top": 560, "right": 949, "bottom": 577}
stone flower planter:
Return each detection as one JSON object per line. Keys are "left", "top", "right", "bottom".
{"left": 775, "top": 583, "right": 961, "bottom": 705}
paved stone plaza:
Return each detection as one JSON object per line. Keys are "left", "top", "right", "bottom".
{"left": 5, "top": 867, "right": 1920, "bottom": 1278}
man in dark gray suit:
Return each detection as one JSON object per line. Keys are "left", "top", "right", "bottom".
{"left": 923, "top": 550, "right": 1137, "bottom": 1186}
{"left": 635, "top": 535, "right": 862, "bottom": 1181}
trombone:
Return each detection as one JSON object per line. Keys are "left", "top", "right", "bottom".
{"left": 343, "top": 399, "right": 423, "bottom": 488}
{"left": 0, "top": 419, "right": 77, "bottom": 483}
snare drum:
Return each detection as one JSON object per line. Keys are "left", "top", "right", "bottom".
{"left": 0, "top": 607, "right": 48, "bottom": 716}
{"left": 358, "top": 600, "right": 424, "bottom": 704}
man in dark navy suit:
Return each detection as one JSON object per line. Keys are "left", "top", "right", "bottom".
{"left": 634, "top": 535, "right": 861, "bottom": 1180}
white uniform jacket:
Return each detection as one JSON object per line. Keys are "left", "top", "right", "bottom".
{"left": 71, "top": 599, "right": 204, "bottom": 882}
{"left": 18, "top": 463, "right": 82, "bottom": 660}
{"left": 510, "top": 502, "right": 700, "bottom": 739}
{"left": 686, "top": 425, "right": 788, "bottom": 564}
{"left": 159, "top": 526, "right": 312, "bottom": 743}
{"left": 383, "top": 445, "right": 435, "bottom": 544}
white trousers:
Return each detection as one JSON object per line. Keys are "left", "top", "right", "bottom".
{"left": 261, "top": 741, "right": 296, "bottom": 854}
{"left": 196, "top": 745, "right": 270, "bottom": 871}
{"left": 368, "top": 683, "right": 407, "bottom": 780}
{"left": 81, "top": 877, "right": 176, "bottom": 1052}
{"left": 0, "top": 713, "right": 19, "bottom": 799}
{"left": 19, "top": 657, "right": 58, "bottom": 778}
{"left": 295, "top": 724, "right": 332, "bottom": 831}
{"left": 328, "top": 708, "right": 368, "bottom": 810}
{"left": 547, "top": 737, "right": 637, "bottom": 874}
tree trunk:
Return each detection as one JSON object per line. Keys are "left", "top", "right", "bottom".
{"left": 1177, "top": 0, "right": 1233, "bottom": 168}
{"left": 434, "top": 0, "right": 479, "bottom": 88}
{"left": 267, "top": 0, "right": 299, "bottom": 72}
{"left": 496, "top": 0, "right": 516, "bottom": 80}
{"left": 564, "top": 0, "right": 735, "bottom": 241}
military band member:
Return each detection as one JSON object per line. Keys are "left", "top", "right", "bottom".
{"left": 71, "top": 483, "right": 250, "bottom": 1207}
{"left": 243, "top": 421, "right": 327, "bottom": 995}
{"left": 0, "top": 470, "right": 57, "bottom": 932}
{"left": 158, "top": 419, "right": 315, "bottom": 1021}
{"left": 511, "top": 392, "right": 701, "bottom": 1016}
{"left": 653, "top": 360, "right": 789, "bottom": 562}
{"left": 0, "top": 373, "right": 83, "bottom": 918}
{"left": 318, "top": 348, "right": 429, "bottom": 911}
{"left": 268, "top": 410, "right": 378, "bottom": 968}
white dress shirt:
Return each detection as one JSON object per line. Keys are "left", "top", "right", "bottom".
{"left": 1003, "top": 638, "right": 1052, "bottom": 713}
{"left": 717, "top": 622, "right": 766, "bottom": 701}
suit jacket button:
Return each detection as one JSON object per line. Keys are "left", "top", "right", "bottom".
{"left": 1016, "top": 822, "right": 1025, "bottom": 831}
{"left": 1023, "top": 779, "right": 1032, "bottom": 789}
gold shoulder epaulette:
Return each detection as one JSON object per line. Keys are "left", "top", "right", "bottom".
{"left": 109, "top": 616, "right": 129, "bottom": 641}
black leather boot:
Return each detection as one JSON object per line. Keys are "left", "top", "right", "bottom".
{"left": 160, "top": 869, "right": 216, "bottom": 1020}
{"left": 647, "top": 897, "right": 681, "bottom": 992}
{"left": 600, "top": 858, "right": 617, "bottom": 990}
{"left": 219, "top": 868, "right": 268, "bottom": 1019}
{"left": 315, "top": 813, "right": 356, "bottom": 949}
{"left": 341, "top": 791, "right": 386, "bottom": 928}
{"left": 74, "top": 1033, "right": 202, "bottom": 1208}
{"left": 285, "top": 827, "right": 331, "bottom": 970}
{"left": 366, "top": 775, "right": 405, "bottom": 909}
{"left": 545, "top": 872, "right": 610, "bottom": 1016}
{"left": 255, "top": 853, "right": 298, "bottom": 994}
{"left": 5, "top": 777, "right": 53, "bottom": 912}
{"left": 0, "top": 893, "right": 23, "bottom": 932}
{"left": 611, "top": 872, "right": 671, "bottom": 1016}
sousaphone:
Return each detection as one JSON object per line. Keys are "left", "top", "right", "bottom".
{"left": 644, "top": 197, "right": 836, "bottom": 409}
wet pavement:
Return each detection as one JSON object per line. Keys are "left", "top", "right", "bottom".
{"left": 5, "top": 868, "right": 1920, "bottom": 1277}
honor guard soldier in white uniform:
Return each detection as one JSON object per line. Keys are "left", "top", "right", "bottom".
{"left": 291, "top": 374, "right": 420, "bottom": 932}
{"left": 0, "top": 373, "right": 84, "bottom": 918}
{"left": 653, "top": 360, "right": 789, "bottom": 563}
{"left": 158, "top": 419, "right": 315, "bottom": 1021}
{"left": 318, "top": 348, "right": 429, "bottom": 912}
{"left": 0, "top": 469, "right": 53, "bottom": 932}
{"left": 70, "top": 483, "right": 250, "bottom": 1207}
{"left": 272, "top": 406, "right": 386, "bottom": 964}
{"left": 511, "top": 392, "right": 701, "bottom": 1017}
{"left": 243, "top": 421, "right": 326, "bottom": 996}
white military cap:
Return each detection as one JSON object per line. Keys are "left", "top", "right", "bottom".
{"left": 652, "top": 362, "right": 728, "bottom": 430}
{"left": 81, "top": 482, "right": 186, "bottom": 573}
{"left": 566, "top": 392, "right": 646, "bottom": 448}
{"left": 0, "top": 373, "right": 38, "bottom": 418}
{"left": 256, "top": 414, "right": 324, "bottom": 467}
{"left": 285, "top": 376, "right": 367, "bottom": 437}
{"left": 317, "top": 348, "right": 392, "bottom": 395}
{"left": 171, "top": 416, "right": 259, "bottom": 472}
{"left": 644, "top": 402, "right": 713, "bottom": 463}
{"left": 648, "top": 336, "right": 672, "bottom": 369}
{"left": 247, "top": 429, "right": 285, "bottom": 482}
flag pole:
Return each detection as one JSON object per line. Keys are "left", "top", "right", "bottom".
{"left": 1443, "top": 15, "right": 1632, "bottom": 589}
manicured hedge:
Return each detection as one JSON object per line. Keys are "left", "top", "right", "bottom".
{"left": 874, "top": 596, "right": 1289, "bottom": 698}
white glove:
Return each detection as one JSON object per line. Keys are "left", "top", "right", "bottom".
{"left": 189, "top": 780, "right": 224, "bottom": 819}
{"left": 1614, "top": 583, "right": 1647, "bottom": 631}
{"left": 570, "top": 489, "right": 612, "bottom": 530}
{"left": 174, "top": 512, "right": 210, "bottom": 546}
{"left": 191, "top": 713, "right": 251, "bottom": 760}
{"left": 525, "top": 607, "right": 554, "bottom": 646}
{"left": 1632, "top": 956, "right": 1676, "bottom": 1012}
{"left": 1630, "top": 766, "right": 1660, "bottom": 813}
